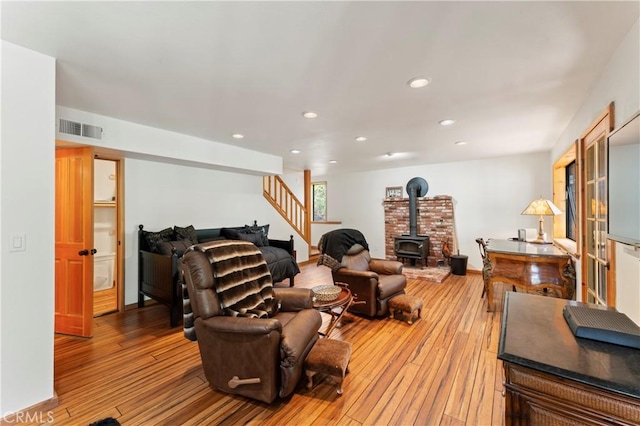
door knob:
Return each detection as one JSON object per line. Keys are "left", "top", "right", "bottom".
{"left": 78, "top": 249, "right": 89, "bottom": 256}
{"left": 90, "top": 249, "right": 97, "bottom": 255}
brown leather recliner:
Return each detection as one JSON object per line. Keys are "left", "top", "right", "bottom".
{"left": 331, "top": 244, "right": 406, "bottom": 317}
{"left": 180, "top": 240, "right": 321, "bottom": 404}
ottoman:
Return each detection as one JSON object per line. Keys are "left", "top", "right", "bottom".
{"left": 305, "top": 338, "right": 352, "bottom": 395}
{"left": 388, "top": 294, "right": 423, "bottom": 325}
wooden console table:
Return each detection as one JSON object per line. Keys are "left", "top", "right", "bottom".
{"left": 498, "top": 292, "right": 640, "bottom": 425}
{"left": 483, "top": 239, "right": 575, "bottom": 312}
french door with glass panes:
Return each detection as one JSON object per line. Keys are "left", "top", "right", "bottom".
{"left": 581, "top": 105, "right": 614, "bottom": 306}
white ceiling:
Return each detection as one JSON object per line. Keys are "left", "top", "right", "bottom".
{"left": 2, "top": 1, "right": 638, "bottom": 175}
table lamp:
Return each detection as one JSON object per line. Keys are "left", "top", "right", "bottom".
{"left": 521, "top": 197, "right": 562, "bottom": 244}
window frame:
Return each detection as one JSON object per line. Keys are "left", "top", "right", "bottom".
{"left": 552, "top": 142, "right": 580, "bottom": 257}
{"left": 579, "top": 104, "right": 615, "bottom": 307}
{"left": 311, "top": 181, "right": 327, "bottom": 222}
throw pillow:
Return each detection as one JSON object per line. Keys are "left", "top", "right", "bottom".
{"left": 220, "top": 227, "right": 242, "bottom": 240}
{"left": 143, "top": 227, "right": 175, "bottom": 253}
{"left": 245, "top": 224, "right": 270, "bottom": 246}
{"left": 245, "top": 223, "right": 270, "bottom": 238}
{"left": 238, "top": 232, "right": 265, "bottom": 247}
{"left": 174, "top": 225, "right": 198, "bottom": 245}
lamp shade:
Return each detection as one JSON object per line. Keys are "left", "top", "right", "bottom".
{"left": 521, "top": 198, "right": 562, "bottom": 216}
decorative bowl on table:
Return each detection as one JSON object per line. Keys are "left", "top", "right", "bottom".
{"left": 312, "top": 285, "right": 342, "bottom": 302}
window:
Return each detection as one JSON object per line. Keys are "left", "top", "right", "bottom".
{"left": 565, "top": 160, "right": 577, "bottom": 241}
{"left": 312, "top": 181, "right": 327, "bottom": 222}
{"left": 552, "top": 143, "right": 578, "bottom": 253}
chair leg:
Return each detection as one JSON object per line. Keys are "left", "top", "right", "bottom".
{"left": 306, "top": 370, "right": 317, "bottom": 390}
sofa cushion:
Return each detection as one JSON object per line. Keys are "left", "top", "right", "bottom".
{"left": 175, "top": 224, "right": 198, "bottom": 244}
{"left": 157, "top": 240, "right": 191, "bottom": 256}
{"left": 143, "top": 227, "right": 175, "bottom": 253}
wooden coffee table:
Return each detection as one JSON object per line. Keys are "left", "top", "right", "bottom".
{"left": 313, "top": 285, "right": 354, "bottom": 338}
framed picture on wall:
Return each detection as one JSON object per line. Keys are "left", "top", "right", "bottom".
{"left": 385, "top": 186, "right": 403, "bottom": 198}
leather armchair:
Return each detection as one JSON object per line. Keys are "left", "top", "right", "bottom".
{"left": 180, "top": 241, "right": 321, "bottom": 404}
{"left": 331, "top": 244, "right": 406, "bottom": 317}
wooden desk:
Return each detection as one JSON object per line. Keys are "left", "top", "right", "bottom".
{"left": 498, "top": 292, "right": 640, "bottom": 425}
{"left": 483, "top": 239, "right": 575, "bottom": 312}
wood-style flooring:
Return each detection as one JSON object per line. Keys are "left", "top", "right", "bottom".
{"left": 94, "top": 286, "right": 118, "bottom": 317}
{"left": 30, "top": 263, "right": 512, "bottom": 425}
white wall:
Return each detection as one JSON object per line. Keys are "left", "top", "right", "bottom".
{"left": 550, "top": 19, "right": 640, "bottom": 324}
{"left": 315, "top": 151, "right": 551, "bottom": 271}
{"left": 123, "top": 159, "right": 303, "bottom": 305}
{"left": 56, "top": 106, "right": 283, "bottom": 176}
{"left": 53, "top": 106, "right": 307, "bottom": 305}
{"left": 0, "top": 42, "right": 56, "bottom": 415}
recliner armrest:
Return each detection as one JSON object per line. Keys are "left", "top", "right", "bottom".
{"left": 369, "top": 259, "right": 403, "bottom": 275}
{"left": 333, "top": 269, "right": 378, "bottom": 280}
{"left": 280, "top": 309, "right": 322, "bottom": 368}
{"left": 273, "top": 288, "right": 314, "bottom": 311}
{"left": 198, "top": 316, "right": 283, "bottom": 335}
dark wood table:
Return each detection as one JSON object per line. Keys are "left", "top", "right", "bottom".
{"left": 484, "top": 239, "right": 576, "bottom": 312}
{"left": 313, "top": 286, "right": 353, "bottom": 338}
{"left": 498, "top": 292, "right": 640, "bottom": 425}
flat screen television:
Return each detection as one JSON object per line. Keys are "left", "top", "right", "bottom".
{"left": 607, "top": 110, "right": 640, "bottom": 247}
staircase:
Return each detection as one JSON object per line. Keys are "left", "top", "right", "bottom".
{"left": 308, "top": 245, "right": 320, "bottom": 263}
{"left": 262, "top": 173, "right": 311, "bottom": 244}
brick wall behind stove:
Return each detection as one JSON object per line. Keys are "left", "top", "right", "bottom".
{"left": 383, "top": 195, "right": 454, "bottom": 267}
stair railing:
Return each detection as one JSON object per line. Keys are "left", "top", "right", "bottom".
{"left": 263, "top": 175, "right": 310, "bottom": 243}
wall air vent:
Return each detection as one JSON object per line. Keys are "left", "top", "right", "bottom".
{"left": 59, "top": 119, "right": 81, "bottom": 136}
{"left": 59, "top": 119, "right": 103, "bottom": 140}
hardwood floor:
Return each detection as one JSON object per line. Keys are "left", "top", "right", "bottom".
{"left": 93, "top": 286, "right": 118, "bottom": 317}
{"left": 36, "top": 264, "right": 511, "bottom": 425}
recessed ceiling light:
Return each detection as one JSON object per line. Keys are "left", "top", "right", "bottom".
{"left": 232, "top": 133, "right": 244, "bottom": 139}
{"left": 290, "top": 149, "right": 301, "bottom": 154}
{"left": 455, "top": 141, "right": 468, "bottom": 146}
{"left": 439, "top": 119, "right": 455, "bottom": 126}
{"left": 302, "top": 111, "right": 318, "bottom": 119}
{"left": 407, "top": 77, "right": 431, "bottom": 88}
{"left": 329, "top": 160, "right": 337, "bottom": 164}
{"left": 355, "top": 136, "right": 367, "bottom": 142}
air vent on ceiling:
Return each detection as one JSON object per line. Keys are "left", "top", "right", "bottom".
{"left": 59, "top": 119, "right": 103, "bottom": 140}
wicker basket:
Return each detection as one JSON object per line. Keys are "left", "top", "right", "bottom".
{"left": 312, "top": 285, "right": 342, "bottom": 302}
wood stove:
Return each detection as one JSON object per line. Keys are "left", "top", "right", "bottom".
{"left": 394, "top": 235, "right": 430, "bottom": 268}
{"left": 393, "top": 177, "right": 430, "bottom": 268}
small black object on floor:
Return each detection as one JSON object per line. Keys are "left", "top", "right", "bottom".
{"left": 89, "top": 418, "right": 121, "bottom": 426}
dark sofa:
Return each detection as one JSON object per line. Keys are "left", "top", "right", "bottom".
{"left": 138, "top": 222, "right": 299, "bottom": 327}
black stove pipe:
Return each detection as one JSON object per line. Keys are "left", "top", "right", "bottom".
{"left": 405, "top": 177, "right": 429, "bottom": 237}
{"left": 407, "top": 181, "right": 420, "bottom": 236}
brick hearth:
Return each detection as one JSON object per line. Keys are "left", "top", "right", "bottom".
{"left": 383, "top": 195, "right": 454, "bottom": 267}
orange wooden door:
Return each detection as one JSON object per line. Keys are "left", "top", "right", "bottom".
{"left": 55, "top": 147, "right": 94, "bottom": 337}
